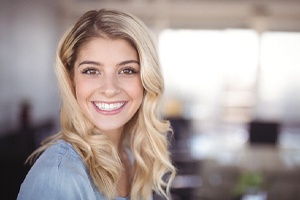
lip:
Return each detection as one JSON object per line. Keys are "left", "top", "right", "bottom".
{"left": 92, "top": 101, "right": 127, "bottom": 115}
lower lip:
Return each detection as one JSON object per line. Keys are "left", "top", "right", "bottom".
{"left": 92, "top": 102, "right": 127, "bottom": 115}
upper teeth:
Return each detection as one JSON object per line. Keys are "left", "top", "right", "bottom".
{"left": 95, "top": 102, "right": 125, "bottom": 111}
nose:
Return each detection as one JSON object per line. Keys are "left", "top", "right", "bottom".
{"left": 99, "top": 75, "right": 121, "bottom": 97}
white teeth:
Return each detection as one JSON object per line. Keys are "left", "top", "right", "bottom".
{"left": 94, "top": 102, "right": 125, "bottom": 111}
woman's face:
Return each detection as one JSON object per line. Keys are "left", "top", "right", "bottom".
{"left": 73, "top": 38, "right": 143, "bottom": 136}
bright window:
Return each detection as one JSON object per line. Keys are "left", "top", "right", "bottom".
{"left": 158, "top": 29, "right": 259, "bottom": 123}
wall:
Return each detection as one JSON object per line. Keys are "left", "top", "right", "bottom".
{"left": 0, "top": 0, "right": 61, "bottom": 136}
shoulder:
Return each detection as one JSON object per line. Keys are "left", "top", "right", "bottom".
{"left": 18, "top": 140, "right": 102, "bottom": 200}
{"left": 30, "top": 139, "right": 85, "bottom": 176}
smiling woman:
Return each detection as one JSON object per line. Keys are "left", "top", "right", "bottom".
{"left": 17, "top": 9, "right": 176, "bottom": 200}
{"left": 74, "top": 38, "right": 144, "bottom": 139}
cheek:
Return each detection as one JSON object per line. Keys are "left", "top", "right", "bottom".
{"left": 131, "top": 81, "right": 144, "bottom": 102}
{"left": 121, "top": 79, "right": 143, "bottom": 103}
{"left": 74, "top": 78, "right": 95, "bottom": 102}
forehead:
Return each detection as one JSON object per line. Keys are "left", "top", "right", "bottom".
{"left": 76, "top": 37, "right": 138, "bottom": 61}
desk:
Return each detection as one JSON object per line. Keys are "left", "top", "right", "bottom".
{"left": 181, "top": 128, "right": 300, "bottom": 200}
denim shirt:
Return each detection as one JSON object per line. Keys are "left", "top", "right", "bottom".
{"left": 17, "top": 140, "right": 129, "bottom": 200}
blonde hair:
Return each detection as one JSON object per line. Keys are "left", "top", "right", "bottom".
{"left": 30, "top": 9, "right": 175, "bottom": 200}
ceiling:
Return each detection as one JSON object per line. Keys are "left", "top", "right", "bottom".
{"left": 60, "top": 0, "right": 300, "bottom": 32}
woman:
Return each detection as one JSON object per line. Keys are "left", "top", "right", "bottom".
{"left": 17, "top": 9, "right": 175, "bottom": 200}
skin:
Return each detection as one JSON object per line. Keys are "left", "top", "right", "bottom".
{"left": 73, "top": 38, "right": 144, "bottom": 197}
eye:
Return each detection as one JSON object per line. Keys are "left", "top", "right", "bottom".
{"left": 119, "top": 67, "right": 138, "bottom": 75}
{"left": 81, "top": 68, "right": 100, "bottom": 75}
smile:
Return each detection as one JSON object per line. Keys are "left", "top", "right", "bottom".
{"left": 93, "top": 101, "right": 126, "bottom": 111}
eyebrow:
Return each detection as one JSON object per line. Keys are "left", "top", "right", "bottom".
{"left": 118, "top": 60, "right": 140, "bottom": 66}
{"left": 78, "top": 60, "right": 102, "bottom": 67}
{"left": 78, "top": 60, "right": 140, "bottom": 67}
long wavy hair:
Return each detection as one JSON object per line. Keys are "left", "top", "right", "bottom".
{"left": 29, "top": 9, "right": 175, "bottom": 200}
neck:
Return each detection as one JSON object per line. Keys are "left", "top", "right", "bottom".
{"left": 103, "top": 127, "right": 124, "bottom": 152}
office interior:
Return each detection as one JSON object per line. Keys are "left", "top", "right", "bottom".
{"left": 0, "top": 0, "right": 300, "bottom": 199}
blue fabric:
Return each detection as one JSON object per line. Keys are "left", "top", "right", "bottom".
{"left": 17, "top": 140, "right": 129, "bottom": 200}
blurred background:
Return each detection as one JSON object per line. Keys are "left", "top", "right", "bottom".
{"left": 1, "top": 0, "right": 300, "bottom": 199}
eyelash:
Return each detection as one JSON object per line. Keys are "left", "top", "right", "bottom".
{"left": 81, "top": 68, "right": 99, "bottom": 75}
{"left": 119, "top": 67, "right": 138, "bottom": 75}
{"left": 81, "top": 67, "right": 139, "bottom": 75}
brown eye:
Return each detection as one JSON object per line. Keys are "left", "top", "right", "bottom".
{"left": 82, "top": 68, "right": 100, "bottom": 75}
{"left": 119, "top": 67, "right": 138, "bottom": 75}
